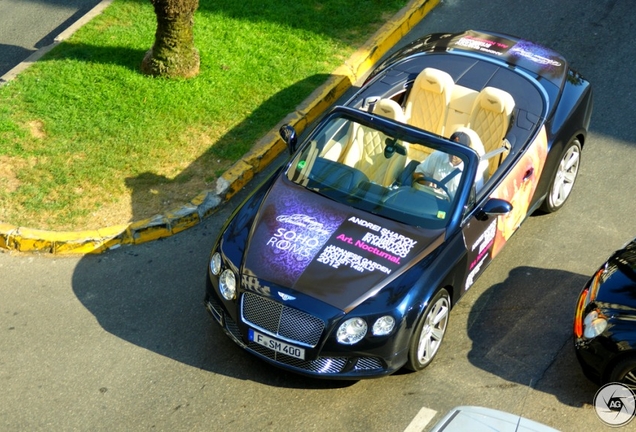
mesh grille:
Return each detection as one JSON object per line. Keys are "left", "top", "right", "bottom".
{"left": 207, "top": 295, "right": 383, "bottom": 376}
{"left": 242, "top": 292, "right": 324, "bottom": 347}
{"left": 206, "top": 299, "right": 223, "bottom": 323}
{"left": 249, "top": 342, "right": 347, "bottom": 373}
{"left": 355, "top": 357, "right": 383, "bottom": 371}
{"left": 225, "top": 315, "right": 242, "bottom": 341}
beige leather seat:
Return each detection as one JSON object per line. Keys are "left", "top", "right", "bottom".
{"left": 404, "top": 67, "right": 455, "bottom": 136}
{"left": 468, "top": 87, "right": 515, "bottom": 152}
{"left": 467, "top": 87, "right": 515, "bottom": 178}
{"left": 340, "top": 99, "right": 408, "bottom": 186}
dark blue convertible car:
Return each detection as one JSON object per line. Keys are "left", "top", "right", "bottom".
{"left": 205, "top": 30, "right": 593, "bottom": 379}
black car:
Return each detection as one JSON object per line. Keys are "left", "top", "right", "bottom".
{"left": 574, "top": 237, "right": 636, "bottom": 389}
{"left": 205, "top": 30, "right": 593, "bottom": 379}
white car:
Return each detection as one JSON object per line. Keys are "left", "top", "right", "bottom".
{"left": 429, "top": 406, "right": 559, "bottom": 432}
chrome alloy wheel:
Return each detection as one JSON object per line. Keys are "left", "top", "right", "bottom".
{"left": 622, "top": 369, "right": 636, "bottom": 391}
{"left": 416, "top": 295, "right": 449, "bottom": 365}
{"left": 549, "top": 141, "right": 581, "bottom": 209}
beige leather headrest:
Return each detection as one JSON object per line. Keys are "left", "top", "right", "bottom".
{"left": 373, "top": 98, "right": 406, "bottom": 122}
{"left": 418, "top": 67, "right": 454, "bottom": 95}
{"left": 477, "top": 87, "right": 515, "bottom": 114}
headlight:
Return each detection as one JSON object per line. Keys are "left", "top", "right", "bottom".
{"left": 583, "top": 310, "right": 607, "bottom": 339}
{"left": 337, "top": 318, "right": 367, "bottom": 345}
{"left": 219, "top": 269, "right": 236, "bottom": 300}
{"left": 372, "top": 316, "right": 395, "bottom": 336}
{"left": 210, "top": 252, "right": 222, "bottom": 276}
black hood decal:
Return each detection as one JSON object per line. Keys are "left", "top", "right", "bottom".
{"left": 243, "top": 179, "right": 444, "bottom": 310}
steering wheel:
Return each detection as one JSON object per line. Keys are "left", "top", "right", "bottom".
{"left": 413, "top": 175, "right": 451, "bottom": 201}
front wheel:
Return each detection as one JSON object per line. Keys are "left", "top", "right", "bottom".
{"left": 405, "top": 288, "right": 450, "bottom": 371}
{"left": 540, "top": 138, "right": 581, "bottom": 213}
{"left": 608, "top": 355, "right": 636, "bottom": 391}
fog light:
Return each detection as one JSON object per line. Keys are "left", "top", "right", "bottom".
{"left": 372, "top": 316, "right": 395, "bottom": 336}
{"left": 219, "top": 269, "right": 236, "bottom": 300}
{"left": 337, "top": 318, "right": 367, "bottom": 345}
{"left": 210, "top": 252, "right": 222, "bottom": 276}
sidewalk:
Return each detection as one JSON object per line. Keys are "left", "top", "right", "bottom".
{"left": 0, "top": 0, "right": 440, "bottom": 255}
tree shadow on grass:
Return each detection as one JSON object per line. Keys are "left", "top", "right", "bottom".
{"left": 43, "top": 42, "right": 148, "bottom": 72}
{"left": 117, "top": 0, "right": 405, "bottom": 48}
{"left": 122, "top": 72, "right": 332, "bottom": 223}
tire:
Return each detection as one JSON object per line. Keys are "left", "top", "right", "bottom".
{"left": 405, "top": 288, "right": 450, "bottom": 371}
{"left": 608, "top": 355, "right": 636, "bottom": 391}
{"left": 540, "top": 138, "right": 581, "bottom": 213}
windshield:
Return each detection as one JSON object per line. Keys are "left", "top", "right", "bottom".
{"left": 286, "top": 115, "right": 468, "bottom": 229}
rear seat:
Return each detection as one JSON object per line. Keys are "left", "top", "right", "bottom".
{"left": 466, "top": 86, "right": 515, "bottom": 177}
{"left": 404, "top": 68, "right": 454, "bottom": 136}
{"left": 403, "top": 68, "right": 515, "bottom": 180}
{"left": 467, "top": 86, "right": 515, "bottom": 154}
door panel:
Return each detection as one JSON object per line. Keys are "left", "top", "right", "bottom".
{"left": 461, "top": 127, "right": 548, "bottom": 291}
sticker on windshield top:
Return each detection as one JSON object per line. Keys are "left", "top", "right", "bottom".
{"left": 509, "top": 43, "right": 562, "bottom": 67}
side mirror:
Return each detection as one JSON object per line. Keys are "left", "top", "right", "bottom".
{"left": 279, "top": 124, "right": 298, "bottom": 155}
{"left": 477, "top": 198, "right": 512, "bottom": 221}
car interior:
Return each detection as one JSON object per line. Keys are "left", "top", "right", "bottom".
{"left": 284, "top": 56, "right": 553, "bottom": 228}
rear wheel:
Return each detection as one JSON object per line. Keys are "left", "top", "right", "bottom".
{"left": 405, "top": 288, "right": 450, "bottom": 371}
{"left": 608, "top": 355, "right": 636, "bottom": 391}
{"left": 540, "top": 138, "right": 581, "bottom": 213}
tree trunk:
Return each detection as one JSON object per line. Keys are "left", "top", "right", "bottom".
{"left": 141, "top": 0, "right": 200, "bottom": 79}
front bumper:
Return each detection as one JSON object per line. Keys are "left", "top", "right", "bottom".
{"left": 204, "top": 285, "right": 407, "bottom": 379}
{"left": 574, "top": 339, "right": 604, "bottom": 384}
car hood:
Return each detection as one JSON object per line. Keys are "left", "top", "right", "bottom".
{"left": 241, "top": 177, "right": 445, "bottom": 311}
{"left": 597, "top": 239, "right": 636, "bottom": 310}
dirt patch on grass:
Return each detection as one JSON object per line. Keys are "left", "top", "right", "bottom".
{"left": 28, "top": 120, "right": 46, "bottom": 139}
{"left": 84, "top": 156, "right": 231, "bottom": 230}
{"left": 0, "top": 155, "right": 24, "bottom": 193}
{"left": 0, "top": 153, "right": 232, "bottom": 232}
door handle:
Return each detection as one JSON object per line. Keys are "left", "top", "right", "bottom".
{"left": 523, "top": 167, "right": 534, "bottom": 181}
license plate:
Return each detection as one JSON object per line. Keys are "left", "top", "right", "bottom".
{"left": 248, "top": 329, "right": 305, "bottom": 360}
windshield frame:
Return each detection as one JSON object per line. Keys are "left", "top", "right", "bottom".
{"left": 284, "top": 106, "right": 480, "bottom": 230}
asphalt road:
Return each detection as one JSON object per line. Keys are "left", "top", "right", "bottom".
{"left": 0, "top": 0, "right": 101, "bottom": 76}
{"left": 1, "top": 0, "right": 636, "bottom": 431}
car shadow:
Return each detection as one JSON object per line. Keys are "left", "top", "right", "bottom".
{"left": 465, "top": 265, "right": 598, "bottom": 407}
{"left": 71, "top": 230, "right": 355, "bottom": 390}
{"left": 71, "top": 145, "right": 354, "bottom": 390}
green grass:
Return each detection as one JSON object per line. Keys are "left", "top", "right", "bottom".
{"left": 0, "top": 0, "right": 408, "bottom": 230}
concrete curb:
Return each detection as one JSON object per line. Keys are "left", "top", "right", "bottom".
{"left": 0, "top": 0, "right": 440, "bottom": 255}
{"left": 0, "top": 0, "right": 115, "bottom": 85}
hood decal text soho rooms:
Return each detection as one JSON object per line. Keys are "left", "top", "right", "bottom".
{"left": 244, "top": 181, "right": 422, "bottom": 292}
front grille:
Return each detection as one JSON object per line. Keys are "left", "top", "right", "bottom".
{"left": 207, "top": 295, "right": 386, "bottom": 376}
{"left": 242, "top": 292, "right": 324, "bottom": 347}
{"left": 248, "top": 342, "right": 347, "bottom": 373}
